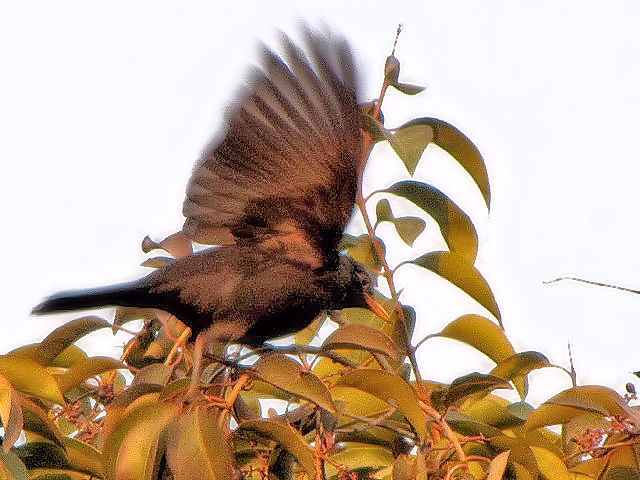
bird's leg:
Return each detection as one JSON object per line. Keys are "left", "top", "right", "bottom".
{"left": 187, "top": 331, "right": 208, "bottom": 398}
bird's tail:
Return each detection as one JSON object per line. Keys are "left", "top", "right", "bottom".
{"left": 32, "top": 282, "right": 152, "bottom": 315}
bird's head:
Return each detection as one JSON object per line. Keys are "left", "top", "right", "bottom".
{"left": 334, "top": 255, "right": 389, "bottom": 320}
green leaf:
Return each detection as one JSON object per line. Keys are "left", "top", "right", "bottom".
{"left": 530, "top": 446, "right": 570, "bottom": 480}
{"left": 525, "top": 386, "right": 640, "bottom": 431}
{"left": 432, "top": 373, "right": 511, "bottom": 408}
{"left": 61, "top": 438, "right": 103, "bottom": 478}
{"left": 0, "top": 448, "right": 28, "bottom": 480}
{"left": 336, "top": 369, "right": 426, "bottom": 440}
{"left": 322, "top": 324, "right": 402, "bottom": 361}
{"left": 375, "top": 199, "right": 394, "bottom": 224}
{"left": 490, "top": 351, "right": 552, "bottom": 399}
{"left": 397, "top": 118, "right": 490, "bottom": 207}
{"left": 393, "top": 82, "right": 426, "bottom": 95}
{"left": 165, "top": 407, "right": 235, "bottom": 480}
{"left": 444, "top": 411, "right": 504, "bottom": 438}
{"left": 21, "top": 397, "right": 65, "bottom": 447}
{"left": 55, "top": 357, "right": 124, "bottom": 394}
{"left": 253, "top": 354, "right": 336, "bottom": 413}
{"left": 0, "top": 356, "right": 64, "bottom": 404}
{"left": 236, "top": 419, "right": 315, "bottom": 478}
{"left": 104, "top": 400, "right": 178, "bottom": 480}
{"left": 412, "top": 253, "right": 501, "bottom": 323}
{"left": 325, "top": 442, "right": 394, "bottom": 477}
{"left": 461, "top": 395, "right": 528, "bottom": 430}
{"left": 35, "top": 317, "right": 112, "bottom": 366}
{"left": 437, "top": 314, "right": 513, "bottom": 365}
{"left": 0, "top": 373, "right": 23, "bottom": 453}
{"left": 346, "top": 234, "right": 385, "bottom": 271}
{"left": 386, "top": 181, "right": 478, "bottom": 260}
{"left": 388, "top": 123, "right": 433, "bottom": 175}
{"left": 393, "top": 217, "right": 426, "bottom": 247}
{"left": 13, "top": 442, "right": 69, "bottom": 470}
{"left": 487, "top": 450, "right": 509, "bottom": 480}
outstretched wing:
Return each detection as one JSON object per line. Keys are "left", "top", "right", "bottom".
{"left": 182, "top": 30, "right": 360, "bottom": 269}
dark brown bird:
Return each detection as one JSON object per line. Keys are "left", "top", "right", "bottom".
{"left": 33, "top": 29, "right": 387, "bottom": 350}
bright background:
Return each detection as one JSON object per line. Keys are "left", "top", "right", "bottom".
{"left": 2, "top": 1, "right": 640, "bottom": 407}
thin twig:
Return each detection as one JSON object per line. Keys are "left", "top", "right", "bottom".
{"left": 544, "top": 276, "right": 640, "bottom": 295}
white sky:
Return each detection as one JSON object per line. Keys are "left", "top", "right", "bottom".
{"left": 2, "top": 1, "right": 640, "bottom": 407}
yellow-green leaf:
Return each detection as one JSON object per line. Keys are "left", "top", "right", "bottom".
{"left": 346, "top": 234, "right": 385, "bottom": 271}
{"left": 326, "top": 442, "right": 394, "bottom": 477}
{"left": 437, "top": 314, "right": 513, "bottom": 364}
{"left": 0, "top": 448, "right": 28, "bottom": 480}
{"left": 375, "top": 198, "right": 394, "bottom": 224}
{"left": 530, "top": 446, "right": 570, "bottom": 480}
{"left": 35, "top": 316, "right": 111, "bottom": 366}
{"left": 0, "top": 356, "right": 64, "bottom": 404}
{"left": 393, "top": 217, "right": 426, "bottom": 247}
{"left": 490, "top": 351, "right": 552, "bottom": 399}
{"left": 336, "top": 369, "right": 426, "bottom": 440}
{"left": 388, "top": 123, "right": 433, "bottom": 175}
{"left": 104, "top": 400, "right": 178, "bottom": 480}
{"left": 386, "top": 181, "right": 478, "bottom": 260}
{"left": 55, "top": 357, "right": 124, "bottom": 394}
{"left": 253, "top": 354, "right": 336, "bottom": 413}
{"left": 0, "top": 374, "right": 22, "bottom": 453}
{"left": 393, "top": 82, "right": 425, "bottom": 95}
{"left": 432, "top": 373, "right": 511, "bottom": 408}
{"left": 398, "top": 118, "right": 490, "bottom": 207}
{"left": 62, "top": 437, "right": 103, "bottom": 478}
{"left": 21, "top": 397, "right": 64, "bottom": 447}
{"left": 322, "top": 324, "right": 402, "bottom": 361}
{"left": 525, "top": 386, "right": 639, "bottom": 431}
{"left": 165, "top": 407, "right": 235, "bottom": 480}
{"left": 236, "top": 419, "right": 315, "bottom": 478}
{"left": 487, "top": 450, "right": 509, "bottom": 480}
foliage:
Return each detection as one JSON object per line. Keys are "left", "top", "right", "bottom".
{"left": 2, "top": 42, "right": 640, "bottom": 480}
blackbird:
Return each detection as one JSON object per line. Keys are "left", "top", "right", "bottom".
{"left": 33, "top": 29, "right": 387, "bottom": 350}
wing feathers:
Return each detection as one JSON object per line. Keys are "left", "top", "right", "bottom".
{"left": 183, "top": 30, "right": 360, "bottom": 264}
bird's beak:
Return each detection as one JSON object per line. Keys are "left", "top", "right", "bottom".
{"left": 364, "top": 293, "right": 390, "bottom": 320}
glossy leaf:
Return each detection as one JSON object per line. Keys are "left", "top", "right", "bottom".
{"left": 253, "top": 354, "right": 336, "bottom": 413}
{"left": 62, "top": 438, "right": 103, "bottom": 478}
{"left": 35, "top": 316, "right": 112, "bottom": 366}
{"left": 236, "top": 419, "right": 315, "bottom": 478}
{"left": 0, "top": 448, "right": 28, "bottom": 480}
{"left": 394, "top": 217, "right": 426, "bottom": 247}
{"left": 530, "top": 446, "right": 570, "bottom": 480}
{"left": 432, "top": 373, "right": 511, "bottom": 408}
{"left": 104, "top": 400, "right": 177, "bottom": 480}
{"left": 386, "top": 181, "right": 477, "bottom": 259}
{"left": 375, "top": 198, "right": 394, "bottom": 224}
{"left": 55, "top": 356, "right": 124, "bottom": 394}
{"left": 487, "top": 450, "right": 509, "bottom": 480}
{"left": 388, "top": 122, "right": 433, "bottom": 174}
{"left": 21, "top": 397, "right": 64, "bottom": 447}
{"left": 322, "top": 324, "right": 401, "bottom": 361}
{"left": 346, "top": 234, "right": 385, "bottom": 271}
{"left": 336, "top": 369, "right": 426, "bottom": 440}
{"left": 0, "top": 355, "right": 64, "bottom": 404}
{"left": 437, "top": 315, "right": 513, "bottom": 364}
{"left": 165, "top": 407, "right": 235, "bottom": 480}
{"left": 393, "top": 82, "right": 425, "bottom": 95}
{"left": 0, "top": 373, "right": 22, "bottom": 453}
{"left": 490, "top": 351, "right": 551, "bottom": 399}
{"left": 326, "top": 442, "right": 394, "bottom": 476}
{"left": 413, "top": 253, "right": 501, "bottom": 322}
{"left": 525, "top": 386, "right": 639, "bottom": 431}
{"left": 397, "top": 118, "right": 490, "bottom": 207}
{"left": 461, "top": 395, "right": 528, "bottom": 430}
{"left": 14, "top": 442, "right": 69, "bottom": 470}
{"left": 444, "top": 411, "right": 504, "bottom": 438}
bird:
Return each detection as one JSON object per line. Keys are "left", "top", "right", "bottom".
{"left": 32, "top": 29, "right": 388, "bottom": 357}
